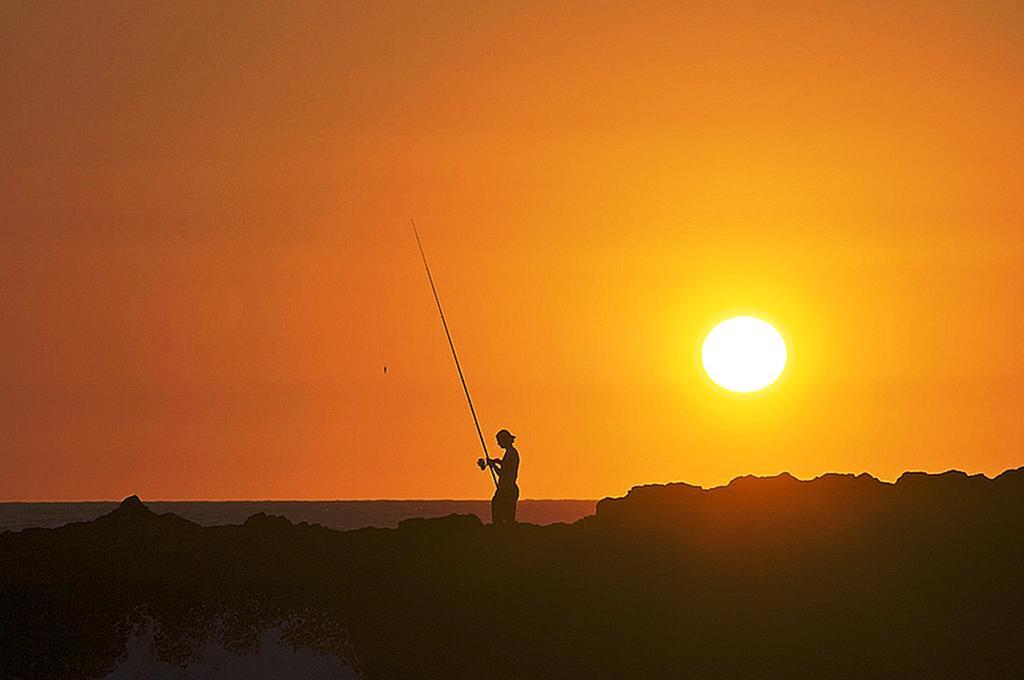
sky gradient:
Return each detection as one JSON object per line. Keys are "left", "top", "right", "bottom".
{"left": 3, "top": 1, "right": 1023, "bottom": 500}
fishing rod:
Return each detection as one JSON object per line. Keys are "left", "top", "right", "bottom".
{"left": 410, "top": 219, "right": 498, "bottom": 489}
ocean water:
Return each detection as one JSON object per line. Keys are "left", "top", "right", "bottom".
{"left": 0, "top": 499, "right": 595, "bottom": 532}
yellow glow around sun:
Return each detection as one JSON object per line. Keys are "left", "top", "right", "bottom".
{"left": 702, "top": 316, "right": 787, "bottom": 393}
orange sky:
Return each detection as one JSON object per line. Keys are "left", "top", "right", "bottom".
{"left": 2, "top": 1, "right": 1023, "bottom": 500}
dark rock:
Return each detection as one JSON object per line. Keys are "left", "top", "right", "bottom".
{"left": 243, "top": 512, "right": 293, "bottom": 529}
{"left": 118, "top": 494, "right": 146, "bottom": 511}
{"left": 90, "top": 495, "right": 197, "bottom": 534}
{"left": 397, "top": 512, "right": 483, "bottom": 532}
{"left": 94, "top": 494, "right": 156, "bottom": 525}
{"left": 3, "top": 469, "right": 1024, "bottom": 680}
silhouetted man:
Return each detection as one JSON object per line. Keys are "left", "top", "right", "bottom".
{"left": 485, "top": 429, "right": 519, "bottom": 526}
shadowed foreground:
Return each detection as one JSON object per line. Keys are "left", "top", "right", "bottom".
{"left": 2, "top": 469, "right": 1023, "bottom": 679}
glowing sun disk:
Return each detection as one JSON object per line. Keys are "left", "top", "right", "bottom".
{"left": 702, "top": 316, "right": 787, "bottom": 393}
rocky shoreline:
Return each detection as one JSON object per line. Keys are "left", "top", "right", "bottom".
{"left": 3, "top": 469, "right": 1023, "bottom": 679}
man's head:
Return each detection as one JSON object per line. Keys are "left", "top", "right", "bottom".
{"left": 495, "top": 429, "right": 515, "bottom": 449}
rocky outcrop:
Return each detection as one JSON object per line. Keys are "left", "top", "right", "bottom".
{"left": 2, "top": 469, "right": 1023, "bottom": 679}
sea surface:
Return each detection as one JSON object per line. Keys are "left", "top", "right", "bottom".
{"left": 0, "top": 499, "right": 596, "bottom": 532}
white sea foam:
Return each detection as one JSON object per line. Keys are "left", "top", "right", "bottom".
{"left": 105, "top": 620, "right": 360, "bottom": 680}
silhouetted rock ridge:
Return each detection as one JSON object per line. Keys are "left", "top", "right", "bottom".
{"left": 2, "top": 469, "right": 1022, "bottom": 679}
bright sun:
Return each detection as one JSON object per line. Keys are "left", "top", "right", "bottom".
{"left": 701, "top": 316, "right": 787, "bottom": 393}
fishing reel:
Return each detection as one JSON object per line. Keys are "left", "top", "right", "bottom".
{"left": 476, "top": 458, "right": 487, "bottom": 470}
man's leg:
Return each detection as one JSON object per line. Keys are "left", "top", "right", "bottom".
{"left": 509, "top": 486, "right": 519, "bottom": 524}
{"left": 491, "top": 491, "right": 502, "bottom": 525}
